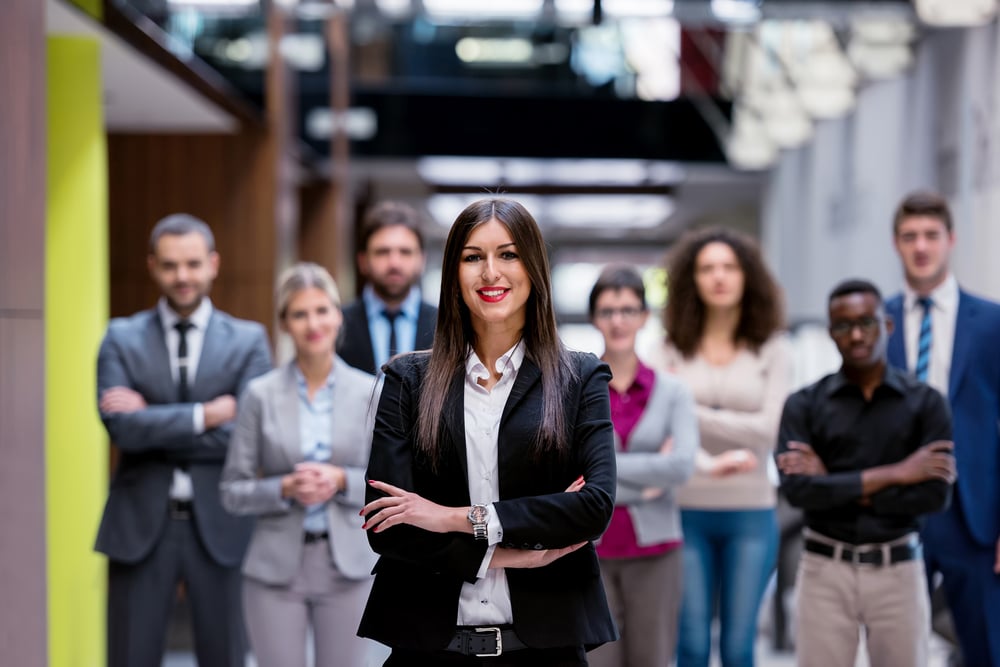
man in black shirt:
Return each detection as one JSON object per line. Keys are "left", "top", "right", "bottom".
{"left": 776, "top": 279, "right": 955, "bottom": 667}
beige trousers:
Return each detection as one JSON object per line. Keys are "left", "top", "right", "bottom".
{"left": 795, "top": 533, "right": 930, "bottom": 667}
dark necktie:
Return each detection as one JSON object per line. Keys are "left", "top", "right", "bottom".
{"left": 915, "top": 296, "right": 933, "bottom": 382}
{"left": 175, "top": 320, "right": 194, "bottom": 401}
{"left": 383, "top": 309, "right": 400, "bottom": 360}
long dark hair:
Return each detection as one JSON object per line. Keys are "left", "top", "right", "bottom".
{"left": 664, "top": 226, "right": 784, "bottom": 357}
{"left": 416, "top": 198, "right": 573, "bottom": 466}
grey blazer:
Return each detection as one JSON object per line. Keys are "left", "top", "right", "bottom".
{"left": 95, "top": 308, "right": 272, "bottom": 567}
{"left": 221, "top": 358, "right": 379, "bottom": 584}
{"left": 611, "top": 370, "right": 698, "bottom": 547}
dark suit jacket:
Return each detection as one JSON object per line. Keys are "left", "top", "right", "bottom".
{"left": 887, "top": 289, "right": 1000, "bottom": 546}
{"left": 94, "top": 308, "right": 272, "bottom": 567}
{"left": 337, "top": 298, "right": 437, "bottom": 374}
{"left": 358, "top": 350, "right": 618, "bottom": 651}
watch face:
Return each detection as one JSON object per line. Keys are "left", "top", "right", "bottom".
{"left": 469, "top": 504, "right": 488, "bottom": 523}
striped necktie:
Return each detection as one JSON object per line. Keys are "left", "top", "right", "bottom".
{"left": 914, "top": 296, "right": 933, "bottom": 382}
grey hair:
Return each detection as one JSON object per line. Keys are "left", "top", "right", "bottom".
{"left": 149, "top": 213, "right": 216, "bottom": 254}
{"left": 275, "top": 262, "right": 341, "bottom": 319}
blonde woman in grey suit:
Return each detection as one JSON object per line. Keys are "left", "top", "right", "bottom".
{"left": 221, "top": 262, "right": 380, "bottom": 667}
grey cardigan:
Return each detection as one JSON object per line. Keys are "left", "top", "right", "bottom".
{"left": 611, "top": 370, "right": 698, "bottom": 547}
{"left": 220, "top": 358, "right": 379, "bottom": 584}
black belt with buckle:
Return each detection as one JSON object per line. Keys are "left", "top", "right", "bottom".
{"left": 303, "top": 531, "right": 329, "bottom": 544}
{"left": 804, "top": 538, "right": 921, "bottom": 566}
{"left": 446, "top": 626, "right": 526, "bottom": 657}
{"left": 168, "top": 499, "right": 193, "bottom": 520}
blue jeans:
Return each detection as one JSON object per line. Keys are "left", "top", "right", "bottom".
{"left": 677, "top": 508, "right": 777, "bottom": 667}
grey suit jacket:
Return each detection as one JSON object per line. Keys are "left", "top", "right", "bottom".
{"left": 221, "top": 358, "right": 379, "bottom": 584}
{"left": 610, "top": 370, "right": 698, "bottom": 546}
{"left": 95, "top": 308, "right": 273, "bottom": 566}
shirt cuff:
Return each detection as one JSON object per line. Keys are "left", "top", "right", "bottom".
{"left": 486, "top": 502, "right": 503, "bottom": 546}
{"left": 192, "top": 403, "right": 205, "bottom": 435}
{"left": 476, "top": 544, "right": 498, "bottom": 579}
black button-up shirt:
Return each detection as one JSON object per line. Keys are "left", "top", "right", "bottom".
{"left": 776, "top": 365, "right": 952, "bottom": 544}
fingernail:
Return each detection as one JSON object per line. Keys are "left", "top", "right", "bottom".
{"left": 577, "top": 475, "right": 584, "bottom": 482}
{"left": 361, "top": 522, "right": 368, "bottom": 530}
{"left": 368, "top": 480, "right": 377, "bottom": 485}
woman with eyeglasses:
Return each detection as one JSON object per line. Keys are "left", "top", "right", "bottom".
{"left": 660, "top": 228, "right": 791, "bottom": 667}
{"left": 220, "top": 262, "right": 383, "bottom": 667}
{"left": 585, "top": 264, "right": 698, "bottom": 667}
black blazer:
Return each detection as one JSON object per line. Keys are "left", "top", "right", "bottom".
{"left": 94, "top": 309, "right": 273, "bottom": 566}
{"left": 359, "top": 350, "right": 618, "bottom": 652}
{"left": 337, "top": 298, "right": 438, "bottom": 374}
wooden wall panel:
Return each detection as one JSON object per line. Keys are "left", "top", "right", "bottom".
{"left": 107, "top": 132, "right": 279, "bottom": 336}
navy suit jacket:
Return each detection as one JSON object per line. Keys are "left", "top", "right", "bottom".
{"left": 359, "top": 350, "right": 618, "bottom": 651}
{"left": 337, "top": 298, "right": 437, "bottom": 375}
{"left": 95, "top": 308, "right": 272, "bottom": 566}
{"left": 886, "top": 289, "right": 1000, "bottom": 547}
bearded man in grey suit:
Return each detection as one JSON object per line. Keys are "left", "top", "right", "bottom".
{"left": 95, "top": 214, "right": 272, "bottom": 667}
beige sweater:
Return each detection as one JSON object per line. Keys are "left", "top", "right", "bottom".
{"left": 659, "top": 334, "right": 792, "bottom": 510}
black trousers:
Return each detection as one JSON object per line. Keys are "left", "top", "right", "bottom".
{"left": 384, "top": 645, "right": 587, "bottom": 666}
{"left": 107, "top": 511, "right": 245, "bottom": 667}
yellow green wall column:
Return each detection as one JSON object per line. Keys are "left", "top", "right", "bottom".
{"left": 47, "top": 36, "right": 108, "bottom": 667}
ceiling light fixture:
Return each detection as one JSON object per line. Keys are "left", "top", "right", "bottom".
{"left": 913, "top": 0, "right": 998, "bottom": 27}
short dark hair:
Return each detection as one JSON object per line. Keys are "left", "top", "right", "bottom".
{"left": 828, "top": 278, "right": 882, "bottom": 306}
{"left": 359, "top": 201, "right": 425, "bottom": 252}
{"left": 149, "top": 213, "right": 216, "bottom": 254}
{"left": 588, "top": 264, "right": 647, "bottom": 319}
{"left": 893, "top": 191, "right": 953, "bottom": 234}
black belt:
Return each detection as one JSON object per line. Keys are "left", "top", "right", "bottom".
{"left": 804, "top": 538, "right": 921, "bottom": 566}
{"left": 168, "top": 499, "right": 193, "bottom": 520}
{"left": 446, "top": 626, "right": 526, "bottom": 657}
{"left": 304, "top": 531, "right": 329, "bottom": 544}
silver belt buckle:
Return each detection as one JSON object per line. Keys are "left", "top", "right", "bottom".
{"left": 474, "top": 626, "right": 503, "bottom": 657}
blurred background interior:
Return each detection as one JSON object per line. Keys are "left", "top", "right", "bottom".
{"left": 5, "top": 0, "right": 1000, "bottom": 664}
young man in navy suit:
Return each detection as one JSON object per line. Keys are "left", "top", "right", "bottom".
{"left": 96, "top": 214, "right": 272, "bottom": 667}
{"left": 886, "top": 191, "right": 1000, "bottom": 666}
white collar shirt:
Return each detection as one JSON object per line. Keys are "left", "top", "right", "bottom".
{"left": 457, "top": 340, "right": 525, "bottom": 626}
{"left": 903, "top": 273, "right": 958, "bottom": 398}
{"left": 157, "top": 297, "right": 213, "bottom": 499}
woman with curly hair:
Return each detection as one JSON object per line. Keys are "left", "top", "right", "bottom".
{"left": 661, "top": 227, "right": 791, "bottom": 667}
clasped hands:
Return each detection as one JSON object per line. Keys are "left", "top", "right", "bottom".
{"left": 282, "top": 463, "right": 347, "bottom": 506}
{"left": 361, "top": 476, "right": 589, "bottom": 570}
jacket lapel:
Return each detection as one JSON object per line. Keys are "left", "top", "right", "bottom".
{"left": 196, "top": 311, "right": 227, "bottom": 398}
{"left": 501, "top": 358, "right": 541, "bottom": 426}
{"left": 146, "top": 311, "right": 176, "bottom": 400}
{"left": 949, "top": 291, "right": 975, "bottom": 397}
{"left": 443, "top": 370, "right": 469, "bottom": 474}
{"left": 276, "top": 362, "right": 304, "bottom": 468}
{"left": 886, "top": 296, "right": 907, "bottom": 371}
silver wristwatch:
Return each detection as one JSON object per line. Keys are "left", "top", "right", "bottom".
{"left": 467, "top": 504, "right": 489, "bottom": 540}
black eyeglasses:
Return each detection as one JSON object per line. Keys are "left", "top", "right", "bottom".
{"left": 594, "top": 307, "right": 644, "bottom": 321}
{"left": 830, "top": 316, "right": 881, "bottom": 337}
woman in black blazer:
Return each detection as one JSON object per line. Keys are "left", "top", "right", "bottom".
{"left": 359, "top": 198, "right": 618, "bottom": 666}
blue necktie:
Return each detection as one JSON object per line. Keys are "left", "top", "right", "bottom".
{"left": 915, "top": 296, "right": 933, "bottom": 382}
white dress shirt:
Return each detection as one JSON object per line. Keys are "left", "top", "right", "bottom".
{"left": 157, "top": 297, "right": 212, "bottom": 500}
{"left": 903, "top": 273, "right": 958, "bottom": 398}
{"left": 456, "top": 340, "right": 525, "bottom": 626}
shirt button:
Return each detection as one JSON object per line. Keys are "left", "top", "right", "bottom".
{"left": 481, "top": 599, "right": 488, "bottom": 605}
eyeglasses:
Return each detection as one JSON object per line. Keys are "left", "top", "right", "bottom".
{"left": 829, "top": 317, "right": 881, "bottom": 337}
{"left": 594, "top": 307, "right": 644, "bottom": 321}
